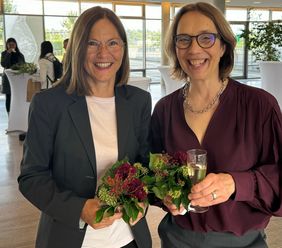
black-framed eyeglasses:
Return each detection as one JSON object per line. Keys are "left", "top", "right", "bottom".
{"left": 87, "top": 38, "right": 125, "bottom": 52}
{"left": 174, "top": 33, "right": 221, "bottom": 49}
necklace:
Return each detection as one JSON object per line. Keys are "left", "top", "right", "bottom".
{"left": 183, "top": 78, "right": 227, "bottom": 114}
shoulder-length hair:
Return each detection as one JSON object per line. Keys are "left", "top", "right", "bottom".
{"left": 39, "top": 41, "right": 53, "bottom": 59}
{"left": 165, "top": 2, "right": 236, "bottom": 81}
{"left": 6, "top": 37, "right": 20, "bottom": 53}
{"left": 61, "top": 6, "right": 129, "bottom": 96}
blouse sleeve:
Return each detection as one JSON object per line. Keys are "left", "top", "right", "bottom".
{"left": 230, "top": 101, "right": 282, "bottom": 216}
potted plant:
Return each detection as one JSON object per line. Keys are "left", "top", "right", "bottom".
{"left": 240, "top": 21, "right": 282, "bottom": 61}
{"left": 240, "top": 21, "right": 282, "bottom": 108}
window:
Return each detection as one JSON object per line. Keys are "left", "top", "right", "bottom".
{"left": 44, "top": 0, "right": 79, "bottom": 16}
{"left": 4, "top": 0, "right": 43, "bottom": 15}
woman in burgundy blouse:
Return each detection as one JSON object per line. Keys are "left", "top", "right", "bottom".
{"left": 150, "top": 2, "right": 282, "bottom": 248}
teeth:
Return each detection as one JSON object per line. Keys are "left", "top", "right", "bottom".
{"left": 96, "top": 62, "right": 112, "bottom": 68}
{"left": 189, "top": 59, "right": 205, "bottom": 65}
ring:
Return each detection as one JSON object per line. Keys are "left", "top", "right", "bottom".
{"left": 211, "top": 191, "right": 217, "bottom": 200}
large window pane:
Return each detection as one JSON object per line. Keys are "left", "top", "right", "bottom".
{"left": 81, "top": 2, "right": 112, "bottom": 12}
{"left": 146, "top": 20, "right": 161, "bottom": 70}
{"left": 226, "top": 9, "right": 247, "bottom": 21}
{"left": 122, "top": 19, "right": 144, "bottom": 70}
{"left": 146, "top": 5, "right": 161, "bottom": 19}
{"left": 44, "top": 0, "right": 79, "bottom": 16}
{"left": 4, "top": 0, "right": 43, "bottom": 15}
{"left": 249, "top": 10, "right": 269, "bottom": 21}
{"left": 230, "top": 24, "right": 245, "bottom": 78}
{"left": 272, "top": 11, "right": 282, "bottom": 21}
{"left": 44, "top": 16, "right": 76, "bottom": 60}
{"left": 116, "top": 5, "right": 142, "bottom": 17}
{"left": 4, "top": 15, "right": 43, "bottom": 63}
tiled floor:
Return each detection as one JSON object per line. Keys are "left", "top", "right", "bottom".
{"left": 0, "top": 80, "right": 281, "bottom": 248}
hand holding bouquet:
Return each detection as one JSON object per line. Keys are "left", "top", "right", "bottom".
{"left": 95, "top": 159, "right": 149, "bottom": 224}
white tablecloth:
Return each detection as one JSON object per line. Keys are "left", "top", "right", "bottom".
{"left": 5, "top": 70, "right": 35, "bottom": 132}
{"left": 128, "top": 77, "right": 151, "bottom": 91}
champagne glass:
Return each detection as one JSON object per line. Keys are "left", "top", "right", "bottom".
{"left": 187, "top": 149, "right": 208, "bottom": 213}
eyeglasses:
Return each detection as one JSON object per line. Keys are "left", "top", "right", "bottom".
{"left": 87, "top": 38, "right": 125, "bottom": 53}
{"left": 174, "top": 33, "right": 221, "bottom": 49}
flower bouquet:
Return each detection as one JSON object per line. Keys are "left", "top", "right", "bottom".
{"left": 95, "top": 158, "right": 149, "bottom": 224}
{"left": 143, "top": 152, "right": 192, "bottom": 210}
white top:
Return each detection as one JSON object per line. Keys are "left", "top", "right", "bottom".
{"left": 38, "top": 52, "right": 55, "bottom": 89}
{"left": 82, "top": 96, "right": 134, "bottom": 248}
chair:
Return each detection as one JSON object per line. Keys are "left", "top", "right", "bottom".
{"left": 128, "top": 77, "right": 151, "bottom": 91}
{"left": 157, "top": 65, "right": 185, "bottom": 95}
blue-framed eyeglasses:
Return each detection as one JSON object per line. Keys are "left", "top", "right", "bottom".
{"left": 87, "top": 38, "right": 125, "bottom": 52}
{"left": 174, "top": 33, "right": 221, "bottom": 49}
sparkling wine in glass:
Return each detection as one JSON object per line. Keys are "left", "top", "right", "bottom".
{"left": 187, "top": 149, "right": 208, "bottom": 213}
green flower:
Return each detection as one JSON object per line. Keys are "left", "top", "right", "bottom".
{"left": 168, "top": 189, "right": 181, "bottom": 199}
{"left": 98, "top": 186, "right": 117, "bottom": 207}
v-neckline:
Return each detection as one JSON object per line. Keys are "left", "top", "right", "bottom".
{"left": 179, "top": 79, "right": 230, "bottom": 146}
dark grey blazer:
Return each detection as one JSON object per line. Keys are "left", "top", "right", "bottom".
{"left": 18, "top": 84, "right": 152, "bottom": 248}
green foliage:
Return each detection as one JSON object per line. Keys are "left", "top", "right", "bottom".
{"left": 4, "top": 0, "right": 17, "bottom": 13}
{"left": 240, "top": 21, "right": 282, "bottom": 61}
{"left": 145, "top": 153, "right": 192, "bottom": 211}
{"left": 11, "top": 62, "right": 37, "bottom": 75}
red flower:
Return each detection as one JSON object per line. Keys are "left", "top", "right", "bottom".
{"left": 172, "top": 151, "right": 187, "bottom": 165}
{"left": 115, "top": 162, "right": 137, "bottom": 180}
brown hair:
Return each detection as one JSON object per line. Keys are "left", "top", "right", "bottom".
{"left": 61, "top": 6, "right": 129, "bottom": 95}
{"left": 165, "top": 2, "right": 236, "bottom": 81}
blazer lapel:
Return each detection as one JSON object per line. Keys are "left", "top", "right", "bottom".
{"left": 68, "top": 95, "right": 96, "bottom": 173}
{"left": 115, "top": 86, "right": 130, "bottom": 160}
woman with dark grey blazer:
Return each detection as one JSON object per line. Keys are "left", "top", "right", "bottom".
{"left": 18, "top": 7, "right": 152, "bottom": 248}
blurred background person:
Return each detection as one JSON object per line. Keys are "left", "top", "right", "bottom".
{"left": 150, "top": 2, "right": 282, "bottom": 248}
{"left": 38, "top": 41, "right": 56, "bottom": 89}
{"left": 1, "top": 37, "right": 25, "bottom": 115}
{"left": 18, "top": 6, "right": 152, "bottom": 248}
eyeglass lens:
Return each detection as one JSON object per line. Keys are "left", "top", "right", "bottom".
{"left": 88, "top": 39, "right": 124, "bottom": 52}
{"left": 175, "top": 33, "right": 218, "bottom": 49}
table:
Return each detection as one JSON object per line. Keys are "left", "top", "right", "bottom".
{"left": 157, "top": 65, "right": 185, "bottom": 95}
{"left": 128, "top": 77, "right": 151, "bottom": 91}
{"left": 5, "top": 70, "right": 34, "bottom": 132}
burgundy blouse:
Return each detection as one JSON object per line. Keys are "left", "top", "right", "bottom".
{"left": 150, "top": 78, "right": 282, "bottom": 236}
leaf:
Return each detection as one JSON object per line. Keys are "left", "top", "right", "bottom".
{"left": 181, "top": 189, "right": 190, "bottom": 210}
{"left": 152, "top": 186, "right": 166, "bottom": 200}
{"left": 142, "top": 175, "right": 156, "bottom": 185}
{"left": 123, "top": 201, "right": 139, "bottom": 222}
{"left": 122, "top": 211, "right": 130, "bottom": 223}
{"left": 94, "top": 205, "right": 115, "bottom": 223}
{"left": 172, "top": 197, "right": 181, "bottom": 209}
